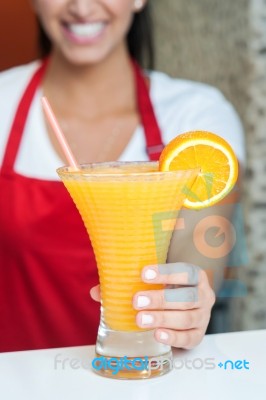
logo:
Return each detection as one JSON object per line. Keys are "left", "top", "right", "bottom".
{"left": 153, "top": 202, "right": 249, "bottom": 299}
{"left": 92, "top": 356, "right": 150, "bottom": 375}
{"left": 53, "top": 354, "right": 250, "bottom": 374}
{"left": 218, "top": 359, "right": 250, "bottom": 370}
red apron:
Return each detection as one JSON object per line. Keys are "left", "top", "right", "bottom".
{"left": 0, "top": 60, "right": 164, "bottom": 352}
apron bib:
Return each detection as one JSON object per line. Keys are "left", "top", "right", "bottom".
{"left": 0, "top": 59, "right": 164, "bottom": 352}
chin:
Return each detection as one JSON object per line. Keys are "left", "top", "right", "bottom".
{"left": 61, "top": 48, "right": 111, "bottom": 67}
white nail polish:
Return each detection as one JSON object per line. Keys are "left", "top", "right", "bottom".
{"left": 159, "top": 331, "right": 169, "bottom": 341}
{"left": 144, "top": 269, "right": 157, "bottom": 280}
{"left": 137, "top": 295, "right": 150, "bottom": 307}
{"left": 141, "top": 314, "right": 154, "bottom": 325}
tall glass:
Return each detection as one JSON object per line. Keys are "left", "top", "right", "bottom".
{"left": 57, "top": 162, "right": 198, "bottom": 379}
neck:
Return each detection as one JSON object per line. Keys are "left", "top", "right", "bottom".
{"left": 43, "top": 43, "right": 136, "bottom": 119}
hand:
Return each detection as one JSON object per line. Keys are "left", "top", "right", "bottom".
{"left": 90, "top": 262, "right": 215, "bottom": 350}
{"left": 133, "top": 263, "right": 215, "bottom": 349}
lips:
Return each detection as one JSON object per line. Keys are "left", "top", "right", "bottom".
{"left": 64, "top": 22, "right": 106, "bottom": 41}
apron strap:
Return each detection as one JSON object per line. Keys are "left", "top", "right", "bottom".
{"left": 1, "top": 59, "right": 49, "bottom": 174}
{"left": 132, "top": 61, "right": 164, "bottom": 161}
{"left": 1, "top": 58, "right": 164, "bottom": 175}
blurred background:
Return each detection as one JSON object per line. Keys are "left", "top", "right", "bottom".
{"left": 1, "top": 0, "right": 265, "bottom": 333}
{"left": 0, "top": 1, "right": 37, "bottom": 71}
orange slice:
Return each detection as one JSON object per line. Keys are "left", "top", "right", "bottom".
{"left": 159, "top": 131, "right": 239, "bottom": 210}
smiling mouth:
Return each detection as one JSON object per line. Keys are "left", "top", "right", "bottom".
{"left": 64, "top": 22, "right": 106, "bottom": 40}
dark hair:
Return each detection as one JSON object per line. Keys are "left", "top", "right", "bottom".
{"left": 38, "top": 4, "right": 154, "bottom": 69}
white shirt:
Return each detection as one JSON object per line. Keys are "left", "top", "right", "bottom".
{"left": 0, "top": 61, "right": 245, "bottom": 180}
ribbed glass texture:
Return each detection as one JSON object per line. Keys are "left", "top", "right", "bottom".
{"left": 58, "top": 162, "right": 197, "bottom": 331}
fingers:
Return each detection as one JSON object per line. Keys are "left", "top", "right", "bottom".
{"left": 90, "top": 284, "right": 101, "bottom": 302}
{"left": 154, "top": 328, "right": 205, "bottom": 350}
{"left": 141, "top": 263, "right": 206, "bottom": 286}
{"left": 135, "top": 263, "right": 215, "bottom": 310}
{"left": 135, "top": 308, "right": 209, "bottom": 331}
{"left": 133, "top": 264, "right": 215, "bottom": 311}
{"left": 133, "top": 287, "right": 201, "bottom": 311}
{"left": 133, "top": 262, "right": 215, "bottom": 350}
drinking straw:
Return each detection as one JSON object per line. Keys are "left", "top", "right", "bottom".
{"left": 41, "top": 96, "right": 79, "bottom": 170}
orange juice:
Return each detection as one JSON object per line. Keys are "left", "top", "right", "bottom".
{"left": 58, "top": 162, "right": 198, "bottom": 331}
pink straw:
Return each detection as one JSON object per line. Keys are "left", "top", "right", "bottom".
{"left": 41, "top": 96, "right": 79, "bottom": 170}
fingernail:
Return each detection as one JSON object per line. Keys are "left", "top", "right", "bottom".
{"left": 159, "top": 331, "right": 169, "bottom": 341}
{"left": 141, "top": 314, "right": 154, "bottom": 325}
{"left": 144, "top": 269, "right": 157, "bottom": 280}
{"left": 137, "top": 295, "right": 151, "bottom": 308}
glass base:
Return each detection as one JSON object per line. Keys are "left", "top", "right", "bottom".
{"left": 92, "top": 322, "right": 173, "bottom": 379}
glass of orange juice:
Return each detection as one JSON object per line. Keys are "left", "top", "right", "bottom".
{"left": 57, "top": 161, "right": 198, "bottom": 379}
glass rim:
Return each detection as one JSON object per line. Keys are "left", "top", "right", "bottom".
{"left": 56, "top": 161, "right": 200, "bottom": 178}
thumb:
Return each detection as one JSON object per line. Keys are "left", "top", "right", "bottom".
{"left": 90, "top": 284, "right": 101, "bottom": 302}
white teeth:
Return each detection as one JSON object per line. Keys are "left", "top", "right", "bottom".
{"left": 68, "top": 22, "right": 105, "bottom": 38}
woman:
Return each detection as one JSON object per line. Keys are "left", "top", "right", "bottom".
{"left": 0, "top": 0, "right": 245, "bottom": 352}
